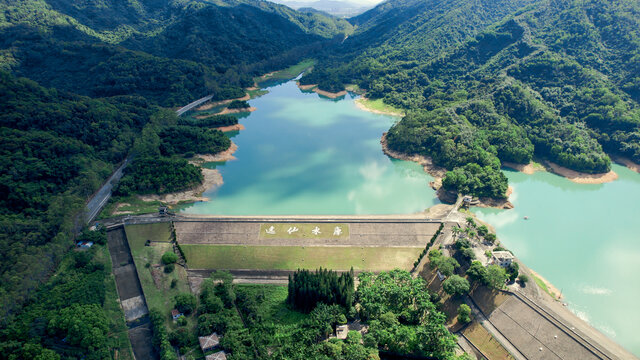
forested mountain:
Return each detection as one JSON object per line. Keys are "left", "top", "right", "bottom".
{"left": 303, "top": 0, "right": 640, "bottom": 199}
{"left": 0, "top": 0, "right": 349, "bottom": 346}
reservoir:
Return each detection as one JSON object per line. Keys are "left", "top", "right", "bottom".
{"left": 475, "top": 164, "right": 640, "bottom": 355}
{"left": 180, "top": 80, "right": 439, "bottom": 215}
{"left": 181, "top": 79, "right": 639, "bottom": 356}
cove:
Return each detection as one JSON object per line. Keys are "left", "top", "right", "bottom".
{"left": 179, "top": 80, "right": 440, "bottom": 215}
{"left": 475, "top": 164, "right": 640, "bottom": 355}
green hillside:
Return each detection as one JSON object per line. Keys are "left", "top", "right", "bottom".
{"left": 303, "top": 0, "right": 640, "bottom": 198}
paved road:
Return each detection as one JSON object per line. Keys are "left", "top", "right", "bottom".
{"left": 176, "top": 94, "right": 213, "bottom": 116}
{"left": 84, "top": 93, "right": 215, "bottom": 225}
{"left": 85, "top": 158, "right": 130, "bottom": 223}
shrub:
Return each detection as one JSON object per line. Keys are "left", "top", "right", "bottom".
{"left": 164, "top": 263, "right": 175, "bottom": 273}
{"left": 458, "top": 304, "right": 471, "bottom": 324}
{"left": 175, "top": 293, "right": 197, "bottom": 315}
{"left": 518, "top": 274, "right": 529, "bottom": 285}
{"left": 162, "top": 252, "right": 178, "bottom": 265}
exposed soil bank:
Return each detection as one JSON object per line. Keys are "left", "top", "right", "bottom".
{"left": 193, "top": 142, "right": 238, "bottom": 163}
{"left": 138, "top": 169, "right": 223, "bottom": 205}
{"left": 296, "top": 82, "right": 347, "bottom": 98}
{"left": 545, "top": 161, "right": 618, "bottom": 184}
{"left": 614, "top": 156, "right": 640, "bottom": 173}
{"left": 215, "top": 124, "right": 245, "bottom": 132}
{"left": 216, "top": 107, "right": 256, "bottom": 115}
{"left": 381, "top": 133, "right": 513, "bottom": 209}
{"left": 354, "top": 97, "right": 405, "bottom": 117}
{"left": 138, "top": 142, "right": 238, "bottom": 205}
{"left": 502, "top": 161, "right": 541, "bottom": 175}
{"left": 196, "top": 94, "right": 251, "bottom": 111}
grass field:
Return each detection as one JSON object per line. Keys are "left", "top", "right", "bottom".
{"left": 125, "top": 222, "right": 172, "bottom": 248}
{"left": 356, "top": 97, "right": 405, "bottom": 116}
{"left": 463, "top": 322, "right": 515, "bottom": 360}
{"left": 99, "top": 195, "right": 164, "bottom": 219}
{"left": 181, "top": 244, "right": 421, "bottom": 271}
{"left": 235, "top": 284, "right": 307, "bottom": 325}
{"left": 255, "top": 58, "right": 316, "bottom": 85}
{"left": 259, "top": 223, "right": 349, "bottom": 240}
{"left": 124, "top": 224, "right": 191, "bottom": 328}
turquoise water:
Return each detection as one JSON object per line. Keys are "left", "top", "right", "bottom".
{"left": 180, "top": 80, "right": 439, "bottom": 215}
{"left": 475, "top": 165, "right": 640, "bottom": 355}
{"left": 181, "top": 79, "right": 640, "bottom": 355}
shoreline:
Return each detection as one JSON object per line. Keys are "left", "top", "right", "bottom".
{"left": 380, "top": 133, "right": 513, "bottom": 209}
{"left": 354, "top": 97, "right": 405, "bottom": 117}
{"left": 216, "top": 106, "right": 257, "bottom": 115}
{"left": 196, "top": 94, "right": 251, "bottom": 111}
{"left": 504, "top": 160, "right": 619, "bottom": 184}
{"left": 528, "top": 268, "right": 563, "bottom": 300}
{"left": 544, "top": 161, "right": 617, "bottom": 184}
{"left": 296, "top": 82, "right": 347, "bottom": 98}
{"left": 137, "top": 142, "right": 238, "bottom": 205}
{"left": 215, "top": 123, "right": 245, "bottom": 132}
{"left": 613, "top": 156, "right": 640, "bottom": 173}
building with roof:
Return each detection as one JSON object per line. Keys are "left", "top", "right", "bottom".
{"left": 171, "top": 309, "right": 183, "bottom": 320}
{"left": 205, "top": 351, "right": 227, "bottom": 360}
{"left": 492, "top": 250, "right": 515, "bottom": 268}
{"left": 199, "top": 332, "right": 221, "bottom": 353}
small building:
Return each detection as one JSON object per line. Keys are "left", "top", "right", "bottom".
{"left": 336, "top": 325, "right": 348, "bottom": 340}
{"left": 492, "top": 251, "right": 514, "bottom": 268}
{"left": 76, "top": 241, "right": 94, "bottom": 249}
{"left": 205, "top": 351, "right": 227, "bottom": 360}
{"left": 199, "top": 332, "right": 220, "bottom": 353}
{"left": 171, "top": 309, "right": 183, "bottom": 320}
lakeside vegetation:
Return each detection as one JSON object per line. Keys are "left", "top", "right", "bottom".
{"left": 301, "top": 0, "right": 640, "bottom": 199}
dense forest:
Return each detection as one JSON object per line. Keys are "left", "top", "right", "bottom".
{"left": 302, "top": 0, "right": 640, "bottom": 198}
{"left": 0, "top": 1, "right": 350, "bottom": 357}
{"left": 287, "top": 268, "right": 355, "bottom": 313}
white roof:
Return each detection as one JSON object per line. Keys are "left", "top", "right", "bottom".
{"left": 492, "top": 251, "right": 514, "bottom": 260}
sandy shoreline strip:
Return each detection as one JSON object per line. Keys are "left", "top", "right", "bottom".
{"left": 614, "top": 156, "right": 640, "bottom": 173}
{"left": 296, "top": 82, "right": 347, "bottom": 98}
{"left": 196, "top": 94, "right": 251, "bottom": 111}
{"left": 502, "top": 161, "right": 540, "bottom": 175}
{"left": 545, "top": 161, "right": 618, "bottom": 184}
{"left": 354, "top": 97, "right": 404, "bottom": 117}
{"left": 137, "top": 142, "right": 239, "bottom": 205}
{"left": 215, "top": 124, "right": 245, "bottom": 132}
{"left": 217, "top": 107, "right": 257, "bottom": 115}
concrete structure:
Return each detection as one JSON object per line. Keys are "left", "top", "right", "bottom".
{"left": 205, "top": 351, "right": 227, "bottom": 360}
{"left": 336, "top": 325, "right": 349, "bottom": 340}
{"left": 492, "top": 251, "right": 514, "bottom": 267}
{"left": 199, "top": 332, "right": 220, "bottom": 353}
{"left": 174, "top": 218, "right": 443, "bottom": 248}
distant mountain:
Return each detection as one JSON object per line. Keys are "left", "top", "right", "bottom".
{"left": 273, "top": 0, "right": 372, "bottom": 17}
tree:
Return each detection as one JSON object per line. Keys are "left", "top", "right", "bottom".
{"left": 484, "top": 233, "right": 497, "bottom": 244}
{"left": 507, "top": 262, "right": 520, "bottom": 282}
{"left": 162, "top": 251, "right": 178, "bottom": 265}
{"left": 174, "top": 293, "right": 197, "bottom": 314}
{"left": 518, "top": 274, "right": 529, "bottom": 286}
{"left": 435, "top": 256, "right": 459, "bottom": 277}
{"left": 477, "top": 225, "right": 489, "bottom": 237}
{"left": 466, "top": 261, "right": 487, "bottom": 283}
{"left": 457, "top": 304, "right": 471, "bottom": 323}
{"left": 442, "top": 275, "right": 470, "bottom": 297}
{"left": 485, "top": 265, "right": 508, "bottom": 289}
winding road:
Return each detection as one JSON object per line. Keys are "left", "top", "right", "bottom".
{"left": 83, "top": 94, "right": 214, "bottom": 224}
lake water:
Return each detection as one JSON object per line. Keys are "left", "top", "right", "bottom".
{"left": 181, "top": 79, "right": 640, "bottom": 356}
{"left": 180, "top": 80, "right": 439, "bottom": 215}
{"left": 475, "top": 165, "right": 640, "bottom": 355}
